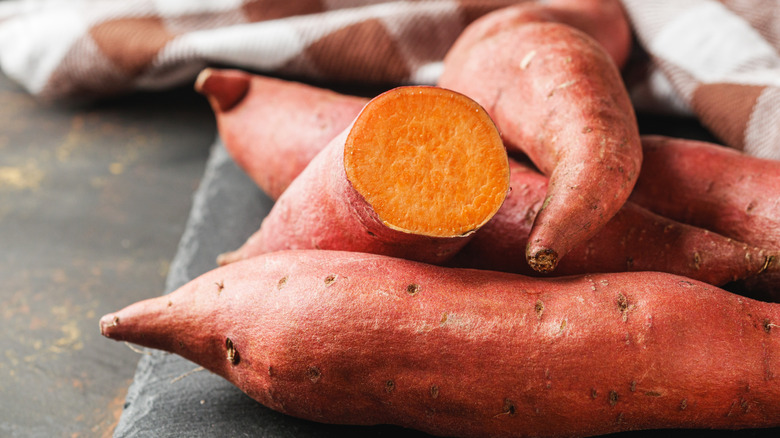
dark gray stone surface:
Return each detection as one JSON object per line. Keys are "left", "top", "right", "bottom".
{"left": 0, "top": 71, "right": 216, "bottom": 437}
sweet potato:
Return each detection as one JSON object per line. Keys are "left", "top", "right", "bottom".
{"left": 195, "top": 68, "right": 369, "bottom": 200}
{"left": 448, "top": 159, "right": 777, "bottom": 289}
{"left": 442, "top": 0, "right": 633, "bottom": 71}
{"left": 217, "top": 85, "right": 509, "bottom": 266}
{"left": 101, "top": 249, "right": 780, "bottom": 437}
{"left": 438, "top": 21, "right": 642, "bottom": 273}
{"left": 629, "top": 135, "right": 780, "bottom": 300}
{"left": 198, "top": 74, "right": 775, "bottom": 291}
{"left": 630, "top": 135, "right": 780, "bottom": 252}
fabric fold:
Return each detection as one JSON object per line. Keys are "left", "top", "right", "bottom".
{"left": 0, "top": 0, "right": 777, "bottom": 157}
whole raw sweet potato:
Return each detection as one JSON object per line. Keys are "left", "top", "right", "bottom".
{"left": 101, "top": 249, "right": 780, "bottom": 438}
{"left": 439, "top": 21, "right": 642, "bottom": 273}
{"left": 630, "top": 135, "right": 780, "bottom": 252}
{"left": 448, "top": 160, "right": 776, "bottom": 290}
{"left": 195, "top": 68, "right": 368, "bottom": 200}
{"left": 630, "top": 136, "right": 780, "bottom": 300}
{"left": 217, "top": 85, "right": 509, "bottom": 266}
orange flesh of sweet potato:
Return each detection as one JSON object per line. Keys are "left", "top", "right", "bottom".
{"left": 439, "top": 22, "right": 642, "bottom": 273}
{"left": 101, "top": 250, "right": 780, "bottom": 438}
{"left": 217, "top": 86, "right": 509, "bottom": 266}
{"left": 195, "top": 68, "right": 369, "bottom": 200}
{"left": 344, "top": 86, "right": 509, "bottom": 236}
{"left": 449, "top": 159, "right": 775, "bottom": 290}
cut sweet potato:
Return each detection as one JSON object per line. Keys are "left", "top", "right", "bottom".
{"left": 218, "top": 85, "right": 509, "bottom": 265}
{"left": 198, "top": 75, "right": 777, "bottom": 294}
{"left": 343, "top": 87, "right": 508, "bottom": 235}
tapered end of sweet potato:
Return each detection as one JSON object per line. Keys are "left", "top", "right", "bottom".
{"left": 99, "top": 295, "right": 172, "bottom": 349}
{"left": 344, "top": 86, "right": 509, "bottom": 237}
{"left": 526, "top": 247, "right": 558, "bottom": 273}
{"left": 99, "top": 303, "right": 155, "bottom": 345}
{"left": 99, "top": 313, "right": 120, "bottom": 338}
{"left": 195, "top": 68, "right": 251, "bottom": 112}
{"left": 216, "top": 249, "right": 242, "bottom": 267}
{"left": 99, "top": 293, "right": 197, "bottom": 354}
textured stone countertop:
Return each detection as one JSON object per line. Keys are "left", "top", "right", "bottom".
{"left": 0, "top": 72, "right": 214, "bottom": 437}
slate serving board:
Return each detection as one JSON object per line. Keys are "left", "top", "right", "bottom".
{"left": 113, "top": 138, "right": 778, "bottom": 438}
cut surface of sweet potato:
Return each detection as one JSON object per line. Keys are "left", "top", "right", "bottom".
{"left": 344, "top": 86, "right": 509, "bottom": 237}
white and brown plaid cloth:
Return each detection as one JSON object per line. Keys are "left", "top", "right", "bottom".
{"left": 0, "top": 0, "right": 778, "bottom": 159}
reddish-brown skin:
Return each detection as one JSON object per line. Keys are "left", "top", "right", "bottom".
{"left": 550, "top": 0, "right": 632, "bottom": 70}
{"left": 630, "top": 135, "right": 780, "bottom": 301}
{"left": 630, "top": 136, "right": 780, "bottom": 252}
{"left": 448, "top": 160, "right": 775, "bottom": 289}
{"left": 444, "top": 0, "right": 633, "bottom": 71}
{"left": 196, "top": 75, "right": 777, "bottom": 292}
{"left": 218, "top": 128, "right": 469, "bottom": 265}
{"left": 195, "top": 68, "right": 368, "bottom": 200}
{"left": 101, "top": 250, "right": 780, "bottom": 438}
{"left": 195, "top": 76, "right": 778, "bottom": 294}
{"left": 217, "top": 86, "right": 509, "bottom": 266}
{"left": 217, "top": 127, "right": 471, "bottom": 266}
{"left": 438, "top": 22, "right": 642, "bottom": 273}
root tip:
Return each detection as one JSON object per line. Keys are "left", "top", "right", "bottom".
{"left": 194, "top": 68, "right": 251, "bottom": 112}
{"left": 99, "top": 313, "right": 119, "bottom": 338}
{"left": 216, "top": 250, "right": 241, "bottom": 267}
{"left": 527, "top": 248, "right": 559, "bottom": 273}
{"left": 193, "top": 68, "right": 213, "bottom": 93}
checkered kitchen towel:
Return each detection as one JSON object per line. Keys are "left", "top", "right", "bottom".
{"left": 0, "top": 0, "right": 520, "bottom": 98}
{"left": 0, "top": 0, "right": 778, "bottom": 159}
{"left": 622, "top": 0, "right": 780, "bottom": 159}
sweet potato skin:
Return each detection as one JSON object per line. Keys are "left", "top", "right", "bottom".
{"left": 444, "top": 0, "right": 632, "bottom": 70}
{"left": 198, "top": 74, "right": 776, "bottom": 293}
{"left": 448, "top": 160, "right": 774, "bottom": 288}
{"left": 439, "top": 22, "right": 641, "bottom": 273}
{"left": 101, "top": 250, "right": 780, "bottom": 437}
{"left": 218, "top": 128, "right": 471, "bottom": 265}
{"left": 219, "top": 86, "right": 509, "bottom": 266}
{"left": 630, "top": 135, "right": 780, "bottom": 252}
{"left": 630, "top": 135, "right": 780, "bottom": 300}
{"left": 196, "top": 68, "right": 368, "bottom": 200}
{"left": 550, "top": 0, "right": 632, "bottom": 69}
